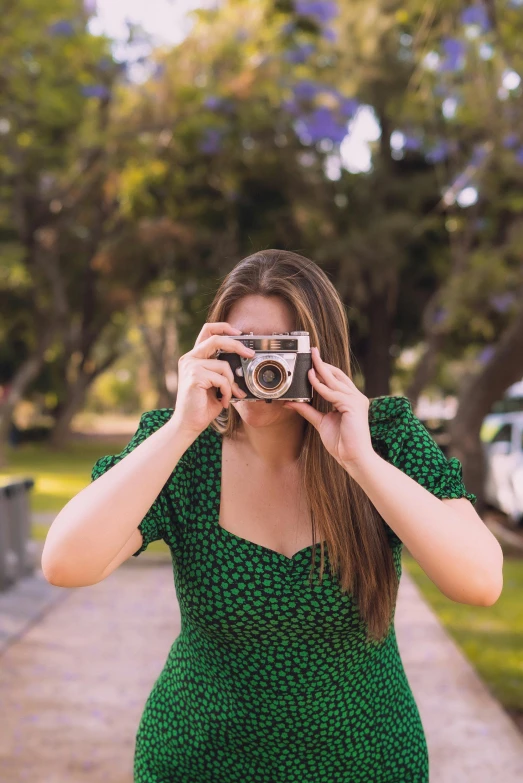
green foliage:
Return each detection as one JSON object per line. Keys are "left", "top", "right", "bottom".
{"left": 2, "top": 0, "right": 523, "bottom": 438}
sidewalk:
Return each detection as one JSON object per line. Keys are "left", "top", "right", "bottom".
{"left": 395, "top": 569, "right": 523, "bottom": 782}
{"left": 0, "top": 555, "right": 522, "bottom": 782}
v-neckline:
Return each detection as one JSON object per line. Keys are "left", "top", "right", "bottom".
{"left": 210, "top": 427, "right": 326, "bottom": 563}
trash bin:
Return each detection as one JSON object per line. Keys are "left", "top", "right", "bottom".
{"left": 0, "top": 478, "right": 36, "bottom": 591}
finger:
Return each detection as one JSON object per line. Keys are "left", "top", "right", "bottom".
{"left": 200, "top": 368, "right": 233, "bottom": 407}
{"left": 204, "top": 358, "right": 248, "bottom": 398}
{"left": 192, "top": 334, "right": 254, "bottom": 361}
{"left": 201, "top": 358, "right": 236, "bottom": 388}
{"left": 200, "top": 361, "right": 246, "bottom": 400}
{"left": 311, "top": 349, "right": 346, "bottom": 391}
{"left": 283, "top": 401, "right": 324, "bottom": 429}
{"left": 309, "top": 367, "right": 344, "bottom": 404}
{"left": 194, "top": 321, "right": 242, "bottom": 347}
{"left": 329, "top": 365, "right": 357, "bottom": 389}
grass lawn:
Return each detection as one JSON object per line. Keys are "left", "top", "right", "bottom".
{"left": 2, "top": 440, "right": 522, "bottom": 717}
{"left": 402, "top": 545, "right": 523, "bottom": 721}
{"left": 0, "top": 438, "right": 132, "bottom": 513}
{"left": 0, "top": 438, "right": 172, "bottom": 556}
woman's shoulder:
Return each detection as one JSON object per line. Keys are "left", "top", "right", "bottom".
{"left": 368, "top": 395, "right": 414, "bottom": 464}
{"left": 368, "top": 395, "right": 477, "bottom": 504}
{"left": 369, "top": 394, "right": 412, "bottom": 435}
{"left": 368, "top": 394, "right": 412, "bottom": 425}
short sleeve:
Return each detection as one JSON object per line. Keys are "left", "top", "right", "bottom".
{"left": 369, "top": 395, "right": 477, "bottom": 546}
{"left": 90, "top": 408, "right": 196, "bottom": 559}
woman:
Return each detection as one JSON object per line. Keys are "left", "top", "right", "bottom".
{"left": 42, "top": 249, "right": 503, "bottom": 782}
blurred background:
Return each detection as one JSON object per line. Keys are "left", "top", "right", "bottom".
{"left": 1, "top": 0, "right": 523, "bottom": 780}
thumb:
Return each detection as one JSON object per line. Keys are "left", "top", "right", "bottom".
{"left": 283, "top": 401, "right": 322, "bottom": 430}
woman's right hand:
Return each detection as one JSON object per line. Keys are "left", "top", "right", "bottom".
{"left": 170, "top": 322, "right": 256, "bottom": 437}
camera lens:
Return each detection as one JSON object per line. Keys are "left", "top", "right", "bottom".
{"left": 256, "top": 362, "right": 283, "bottom": 390}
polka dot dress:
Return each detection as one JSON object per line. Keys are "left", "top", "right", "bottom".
{"left": 91, "top": 395, "right": 477, "bottom": 782}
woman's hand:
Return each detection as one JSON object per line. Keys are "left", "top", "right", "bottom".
{"left": 283, "top": 347, "right": 375, "bottom": 471}
{"left": 170, "top": 322, "right": 255, "bottom": 437}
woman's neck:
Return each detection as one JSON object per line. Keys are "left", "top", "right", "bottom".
{"left": 233, "top": 415, "right": 306, "bottom": 469}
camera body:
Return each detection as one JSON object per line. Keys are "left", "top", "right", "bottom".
{"left": 215, "top": 331, "right": 313, "bottom": 402}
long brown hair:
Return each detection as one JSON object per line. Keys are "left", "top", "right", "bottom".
{"left": 206, "top": 249, "right": 398, "bottom": 643}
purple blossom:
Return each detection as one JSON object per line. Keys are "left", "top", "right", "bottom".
{"left": 461, "top": 5, "right": 491, "bottom": 32}
{"left": 433, "top": 307, "right": 448, "bottom": 324}
{"left": 490, "top": 292, "right": 515, "bottom": 313}
{"left": 292, "top": 79, "right": 322, "bottom": 100}
{"left": 404, "top": 135, "right": 422, "bottom": 151}
{"left": 48, "top": 20, "right": 75, "bottom": 36}
{"left": 97, "top": 56, "right": 114, "bottom": 71}
{"left": 199, "top": 128, "right": 223, "bottom": 154}
{"left": 281, "top": 21, "right": 296, "bottom": 35}
{"left": 322, "top": 27, "right": 338, "bottom": 42}
{"left": 203, "top": 96, "right": 222, "bottom": 110}
{"left": 478, "top": 345, "right": 495, "bottom": 364}
{"left": 426, "top": 140, "right": 452, "bottom": 163}
{"left": 298, "top": 106, "right": 347, "bottom": 143}
{"left": 434, "top": 83, "right": 453, "bottom": 97}
{"left": 471, "top": 144, "right": 488, "bottom": 164}
{"left": 515, "top": 147, "right": 523, "bottom": 164}
{"left": 281, "top": 98, "right": 299, "bottom": 114}
{"left": 295, "top": 1, "right": 339, "bottom": 24}
{"left": 81, "top": 84, "right": 110, "bottom": 99}
{"left": 152, "top": 63, "right": 165, "bottom": 80}
{"left": 338, "top": 96, "right": 359, "bottom": 118}
{"left": 284, "top": 43, "right": 316, "bottom": 64}
{"left": 503, "top": 132, "right": 519, "bottom": 148}
{"left": 439, "top": 38, "right": 467, "bottom": 72}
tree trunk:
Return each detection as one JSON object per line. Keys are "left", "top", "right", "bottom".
{"left": 359, "top": 285, "right": 397, "bottom": 398}
{"left": 406, "top": 331, "right": 447, "bottom": 409}
{"left": 48, "top": 372, "right": 94, "bottom": 449}
{"left": 0, "top": 329, "right": 54, "bottom": 467}
{"left": 449, "top": 291, "right": 523, "bottom": 515}
{"left": 138, "top": 293, "right": 179, "bottom": 410}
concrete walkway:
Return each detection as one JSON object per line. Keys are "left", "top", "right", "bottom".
{"left": 0, "top": 556, "right": 521, "bottom": 782}
{"left": 395, "top": 571, "right": 523, "bottom": 781}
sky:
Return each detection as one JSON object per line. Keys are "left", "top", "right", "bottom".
{"left": 88, "top": 0, "right": 218, "bottom": 48}
{"left": 88, "top": 0, "right": 378, "bottom": 174}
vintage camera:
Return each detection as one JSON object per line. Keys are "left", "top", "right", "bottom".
{"left": 215, "top": 331, "right": 313, "bottom": 403}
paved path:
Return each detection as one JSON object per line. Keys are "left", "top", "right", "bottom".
{"left": 0, "top": 556, "right": 178, "bottom": 783}
{"left": 395, "top": 570, "right": 523, "bottom": 782}
{"left": 0, "top": 555, "right": 522, "bottom": 782}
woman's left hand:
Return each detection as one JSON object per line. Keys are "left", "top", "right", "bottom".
{"left": 282, "top": 347, "right": 375, "bottom": 472}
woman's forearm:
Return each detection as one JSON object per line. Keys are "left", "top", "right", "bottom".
{"left": 41, "top": 417, "right": 197, "bottom": 587}
{"left": 345, "top": 451, "right": 503, "bottom": 606}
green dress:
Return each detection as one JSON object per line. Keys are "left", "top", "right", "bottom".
{"left": 91, "top": 395, "right": 477, "bottom": 783}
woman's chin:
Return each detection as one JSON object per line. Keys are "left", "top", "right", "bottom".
{"left": 234, "top": 399, "right": 290, "bottom": 420}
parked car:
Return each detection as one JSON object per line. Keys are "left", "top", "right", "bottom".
{"left": 481, "top": 380, "right": 523, "bottom": 527}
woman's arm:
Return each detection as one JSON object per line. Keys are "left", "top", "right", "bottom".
{"left": 282, "top": 347, "right": 500, "bottom": 606}
{"left": 346, "top": 451, "right": 503, "bottom": 606}
{"left": 41, "top": 415, "right": 197, "bottom": 588}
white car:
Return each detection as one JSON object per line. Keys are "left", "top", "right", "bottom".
{"left": 481, "top": 380, "right": 523, "bottom": 527}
